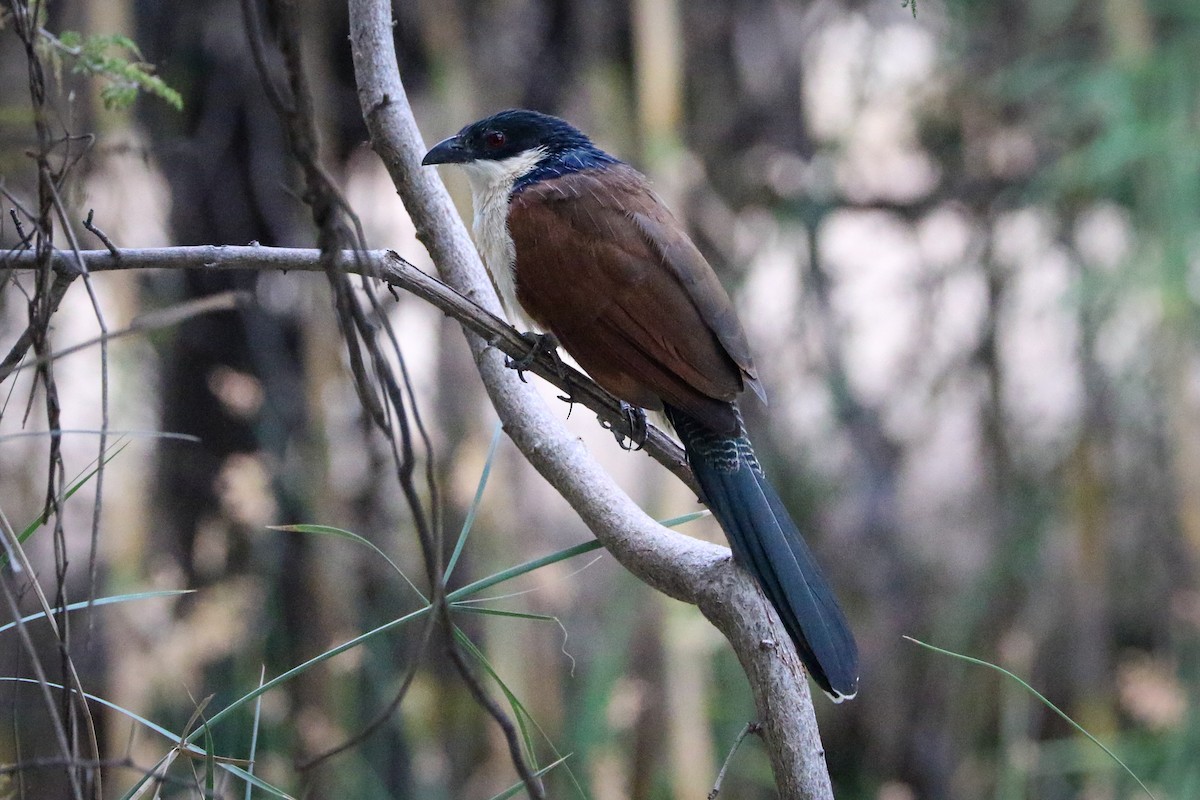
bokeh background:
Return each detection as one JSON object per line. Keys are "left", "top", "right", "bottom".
{"left": 2, "top": 0, "right": 1198, "bottom": 797}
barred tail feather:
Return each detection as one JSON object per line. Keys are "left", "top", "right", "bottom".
{"left": 667, "top": 406, "right": 859, "bottom": 700}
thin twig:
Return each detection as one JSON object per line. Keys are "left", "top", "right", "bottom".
{"left": 708, "top": 721, "right": 761, "bottom": 799}
{"left": 0, "top": 269, "right": 76, "bottom": 382}
{"left": 49, "top": 189, "right": 111, "bottom": 651}
{"left": 81, "top": 210, "right": 119, "bottom": 257}
{"left": 7, "top": 1, "right": 93, "bottom": 793}
{"left": 3, "top": 290, "right": 247, "bottom": 374}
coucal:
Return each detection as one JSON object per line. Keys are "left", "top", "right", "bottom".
{"left": 423, "top": 109, "right": 859, "bottom": 700}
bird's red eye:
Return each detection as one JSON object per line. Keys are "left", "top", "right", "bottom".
{"left": 483, "top": 130, "right": 506, "bottom": 150}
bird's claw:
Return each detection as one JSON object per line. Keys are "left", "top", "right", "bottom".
{"left": 505, "top": 331, "right": 561, "bottom": 382}
{"left": 556, "top": 390, "right": 577, "bottom": 419}
{"left": 603, "top": 401, "right": 647, "bottom": 451}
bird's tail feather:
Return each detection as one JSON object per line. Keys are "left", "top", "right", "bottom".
{"left": 667, "top": 406, "right": 859, "bottom": 701}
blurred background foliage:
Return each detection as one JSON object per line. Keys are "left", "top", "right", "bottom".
{"left": 1, "top": 0, "right": 1198, "bottom": 797}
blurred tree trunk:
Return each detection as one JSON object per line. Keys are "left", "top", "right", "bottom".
{"left": 132, "top": 1, "right": 361, "bottom": 792}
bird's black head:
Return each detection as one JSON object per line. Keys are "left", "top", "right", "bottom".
{"left": 422, "top": 109, "right": 616, "bottom": 178}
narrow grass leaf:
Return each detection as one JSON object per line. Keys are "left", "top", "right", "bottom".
{"left": 203, "top": 720, "right": 216, "bottom": 798}
{"left": 0, "top": 589, "right": 193, "bottom": 636}
{"left": 448, "top": 540, "right": 603, "bottom": 602}
{"left": 190, "top": 605, "right": 429, "bottom": 738}
{"left": 451, "top": 607, "right": 560, "bottom": 623}
{"left": 454, "top": 628, "right": 539, "bottom": 768}
{"left": 486, "top": 755, "right": 571, "bottom": 800}
{"left": 658, "top": 510, "right": 710, "bottom": 528}
{"left": 245, "top": 665, "right": 266, "bottom": 800}
{"left": 269, "top": 523, "right": 424, "bottom": 601}
{"left": 125, "top": 749, "right": 179, "bottom": 800}
{"left": 0, "top": 676, "right": 202, "bottom": 748}
{"left": 453, "top": 628, "right": 589, "bottom": 799}
{"left": 446, "top": 420, "right": 504, "bottom": 581}
{"left": 222, "top": 762, "right": 297, "bottom": 799}
{"left": 904, "top": 635, "right": 1156, "bottom": 800}
{"left": 1, "top": 439, "right": 130, "bottom": 570}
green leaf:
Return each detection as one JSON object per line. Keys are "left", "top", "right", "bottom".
{"left": 222, "top": 762, "right": 297, "bottom": 800}
{"left": 203, "top": 718, "right": 216, "bottom": 798}
{"left": 445, "top": 421, "right": 504, "bottom": 581}
{"left": 185, "top": 538, "right": 602, "bottom": 749}
{"left": 2, "top": 440, "right": 130, "bottom": 571}
{"left": 485, "top": 755, "right": 571, "bottom": 800}
{"left": 451, "top": 607, "right": 561, "bottom": 623}
{"left": 245, "top": 666, "right": 266, "bottom": 800}
{"left": 658, "top": 510, "right": 710, "bottom": 528}
{"left": 904, "top": 636, "right": 1157, "bottom": 800}
{"left": 455, "top": 628, "right": 540, "bottom": 768}
{"left": 269, "top": 523, "right": 424, "bottom": 601}
{"left": 1, "top": 676, "right": 204, "bottom": 751}
{"left": 452, "top": 629, "right": 588, "bottom": 798}
{"left": 189, "top": 604, "right": 431, "bottom": 738}
{"left": 447, "top": 540, "right": 604, "bottom": 602}
{"left": 0, "top": 589, "right": 193, "bottom": 636}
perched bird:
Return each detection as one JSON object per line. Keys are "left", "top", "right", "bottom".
{"left": 423, "top": 109, "right": 859, "bottom": 700}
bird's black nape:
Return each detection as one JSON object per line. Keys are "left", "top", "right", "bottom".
{"left": 424, "top": 109, "right": 598, "bottom": 164}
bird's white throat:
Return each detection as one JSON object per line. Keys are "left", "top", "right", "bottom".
{"left": 460, "top": 147, "right": 546, "bottom": 325}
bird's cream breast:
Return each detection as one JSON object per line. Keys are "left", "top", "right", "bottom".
{"left": 460, "top": 148, "right": 546, "bottom": 327}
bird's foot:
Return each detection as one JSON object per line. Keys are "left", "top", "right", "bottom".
{"left": 556, "top": 389, "right": 577, "bottom": 419}
{"left": 505, "top": 331, "right": 561, "bottom": 383}
{"left": 604, "top": 401, "right": 647, "bottom": 451}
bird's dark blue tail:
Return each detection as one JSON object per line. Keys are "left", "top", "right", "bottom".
{"left": 666, "top": 406, "right": 859, "bottom": 701}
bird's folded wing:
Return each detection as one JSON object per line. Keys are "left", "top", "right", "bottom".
{"left": 508, "top": 166, "right": 759, "bottom": 434}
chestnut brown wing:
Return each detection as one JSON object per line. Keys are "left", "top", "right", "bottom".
{"left": 507, "top": 165, "right": 759, "bottom": 435}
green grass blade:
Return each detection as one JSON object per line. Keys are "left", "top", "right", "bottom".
{"left": 454, "top": 607, "right": 577, "bottom": 677}
{"left": 445, "top": 421, "right": 503, "bottom": 582}
{"left": 454, "top": 628, "right": 540, "bottom": 768}
{"left": 0, "top": 589, "right": 193, "bottom": 636}
{"left": 0, "top": 676, "right": 195, "bottom": 747}
{"left": 269, "top": 523, "right": 425, "bottom": 602}
{"left": 446, "top": 512, "right": 684, "bottom": 604}
{"left": 447, "top": 540, "right": 603, "bottom": 602}
{"left": 486, "top": 755, "right": 571, "bottom": 800}
{"left": 658, "top": 510, "right": 710, "bottom": 528}
{"left": 245, "top": 665, "right": 266, "bottom": 800}
{"left": 451, "top": 552, "right": 605, "bottom": 607}
{"left": 1, "top": 439, "right": 130, "bottom": 570}
{"left": 904, "top": 635, "right": 1157, "bottom": 800}
{"left": 452, "top": 628, "right": 589, "bottom": 799}
{"left": 451, "top": 607, "right": 560, "bottom": 622}
{"left": 192, "top": 541, "right": 601, "bottom": 744}
{"left": 116, "top": 542, "right": 602, "bottom": 751}
{"left": 203, "top": 719, "right": 216, "bottom": 797}
{"left": 221, "top": 762, "right": 297, "bottom": 799}
{"left": 190, "top": 604, "right": 430, "bottom": 738}
{"left": 123, "top": 750, "right": 178, "bottom": 800}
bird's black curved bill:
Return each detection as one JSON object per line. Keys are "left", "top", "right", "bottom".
{"left": 422, "top": 136, "right": 470, "bottom": 165}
